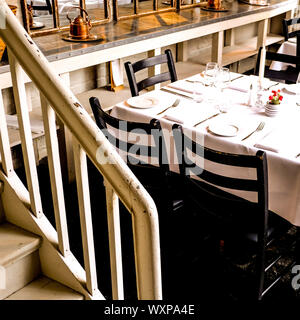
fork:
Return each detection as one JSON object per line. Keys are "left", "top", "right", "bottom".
{"left": 241, "top": 122, "right": 265, "bottom": 141}
{"left": 157, "top": 98, "right": 180, "bottom": 115}
{"left": 264, "top": 82, "right": 279, "bottom": 91}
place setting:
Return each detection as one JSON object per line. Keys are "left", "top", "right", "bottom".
{"left": 125, "top": 92, "right": 178, "bottom": 113}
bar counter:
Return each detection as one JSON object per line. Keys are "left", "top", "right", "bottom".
{"left": 0, "top": 0, "right": 296, "bottom": 80}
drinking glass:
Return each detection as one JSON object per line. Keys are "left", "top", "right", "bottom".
{"left": 216, "top": 67, "right": 231, "bottom": 112}
{"left": 296, "top": 75, "right": 300, "bottom": 106}
{"left": 192, "top": 81, "right": 204, "bottom": 103}
{"left": 203, "top": 62, "right": 219, "bottom": 104}
{"left": 217, "top": 67, "right": 231, "bottom": 90}
{"left": 204, "top": 62, "right": 219, "bottom": 87}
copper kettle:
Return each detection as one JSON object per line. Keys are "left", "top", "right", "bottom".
{"left": 67, "top": 6, "right": 92, "bottom": 39}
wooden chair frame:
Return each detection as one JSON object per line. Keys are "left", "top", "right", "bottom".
{"left": 283, "top": 17, "right": 300, "bottom": 41}
{"left": 172, "top": 124, "right": 294, "bottom": 300}
{"left": 125, "top": 49, "right": 177, "bottom": 97}
{"left": 255, "top": 46, "right": 300, "bottom": 84}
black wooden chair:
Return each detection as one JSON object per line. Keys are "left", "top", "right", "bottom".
{"left": 283, "top": 17, "right": 300, "bottom": 41}
{"left": 31, "top": 0, "right": 52, "bottom": 14}
{"left": 255, "top": 47, "right": 300, "bottom": 84}
{"left": 124, "top": 49, "right": 177, "bottom": 97}
{"left": 172, "top": 124, "right": 296, "bottom": 300}
{"left": 89, "top": 96, "right": 183, "bottom": 215}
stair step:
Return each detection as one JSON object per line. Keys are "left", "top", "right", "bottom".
{"left": 5, "top": 276, "right": 84, "bottom": 300}
{"left": 0, "top": 223, "right": 41, "bottom": 299}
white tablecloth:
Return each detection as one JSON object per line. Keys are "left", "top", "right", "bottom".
{"left": 110, "top": 74, "right": 300, "bottom": 226}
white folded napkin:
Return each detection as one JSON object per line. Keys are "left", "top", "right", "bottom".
{"left": 6, "top": 114, "right": 44, "bottom": 134}
{"left": 168, "top": 80, "right": 204, "bottom": 95}
{"left": 226, "top": 77, "right": 251, "bottom": 93}
{"left": 163, "top": 102, "right": 218, "bottom": 126}
{"left": 226, "top": 84, "right": 249, "bottom": 93}
{"left": 254, "top": 128, "right": 300, "bottom": 157}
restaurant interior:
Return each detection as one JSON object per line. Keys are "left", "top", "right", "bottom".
{"left": 0, "top": 0, "right": 300, "bottom": 302}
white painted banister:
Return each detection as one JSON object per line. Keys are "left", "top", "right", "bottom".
{"left": 9, "top": 52, "right": 43, "bottom": 218}
{"left": 105, "top": 180, "right": 124, "bottom": 300}
{"left": 0, "top": 90, "right": 14, "bottom": 177}
{"left": 40, "top": 94, "right": 70, "bottom": 256}
{"left": 73, "top": 140, "right": 98, "bottom": 295}
{"left": 0, "top": 1, "right": 162, "bottom": 299}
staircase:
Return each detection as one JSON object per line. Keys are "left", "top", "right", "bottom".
{"left": 0, "top": 223, "right": 83, "bottom": 300}
{"left": 0, "top": 1, "right": 161, "bottom": 300}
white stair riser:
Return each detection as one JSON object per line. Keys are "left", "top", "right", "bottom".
{"left": 0, "top": 251, "right": 40, "bottom": 299}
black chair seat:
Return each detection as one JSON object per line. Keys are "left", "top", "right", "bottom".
{"left": 186, "top": 178, "right": 290, "bottom": 243}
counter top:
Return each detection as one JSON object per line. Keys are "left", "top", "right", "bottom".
{"left": 33, "top": 0, "right": 296, "bottom": 60}
{"left": 0, "top": 0, "right": 296, "bottom": 75}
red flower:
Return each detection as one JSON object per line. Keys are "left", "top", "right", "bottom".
{"left": 268, "top": 89, "right": 283, "bottom": 104}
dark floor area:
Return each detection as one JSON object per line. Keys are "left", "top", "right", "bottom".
{"left": 15, "top": 160, "right": 300, "bottom": 302}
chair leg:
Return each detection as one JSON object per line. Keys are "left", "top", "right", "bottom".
{"left": 295, "top": 227, "right": 300, "bottom": 265}
{"left": 255, "top": 237, "right": 267, "bottom": 300}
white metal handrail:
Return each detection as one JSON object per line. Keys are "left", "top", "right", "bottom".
{"left": 0, "top": 1, "right": 161, "bottom": 300}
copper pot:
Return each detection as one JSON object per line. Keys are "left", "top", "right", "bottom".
{"left": 208, "top": 0, "right": 222, "bottom": 9}
{"left": 67, "top": 6, "right": 92, "bottom": 40}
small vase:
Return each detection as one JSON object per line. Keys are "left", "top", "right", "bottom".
{"left": 265, "top": 102, "right": 280, "bottom": 117}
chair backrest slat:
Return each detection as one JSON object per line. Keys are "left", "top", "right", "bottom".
{"left": 137, "top": 72, "right": 173, "bottom": 92}
{"left": 89, "top": 97, "right": 168, "bottom": 168}
{"left": 125, "top": 49, "right": 177, "bottom": 97}
{"left": 172, "top": 124, "right": 268, "bottom": 202}
{"left": 132, "top": 55, "right": 169, "bottom": 72}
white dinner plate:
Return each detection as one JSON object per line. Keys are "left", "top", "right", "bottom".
{"left": 208, "top": 121, "right": 239, "bottom": 137}
{"left": 126, "top": 96, "right": 160, "bottom": 109}
{"left": 30, "top": 21, "right": 45, "bottom": 30}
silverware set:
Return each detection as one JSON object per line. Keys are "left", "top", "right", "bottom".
{"left": 264, "top": 82, "right": 279, "bottom": 91}
{"left": 161, "top": 87, "right": 194, "bottom": 100}
{"left": 157, "top": 98, "right": 180, "bottom": 115}
{"left": 241, "top": 122, "right": 265, "bottom": 141}
{"left": 193, "top": 113, "right": 221, "bottom": 127}
{"left": 231, "top": 75, "right": 244, "bottom": 82}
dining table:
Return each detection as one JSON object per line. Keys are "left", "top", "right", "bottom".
{"left": 110, "top": 72, "right": 300, "bottom": 227}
